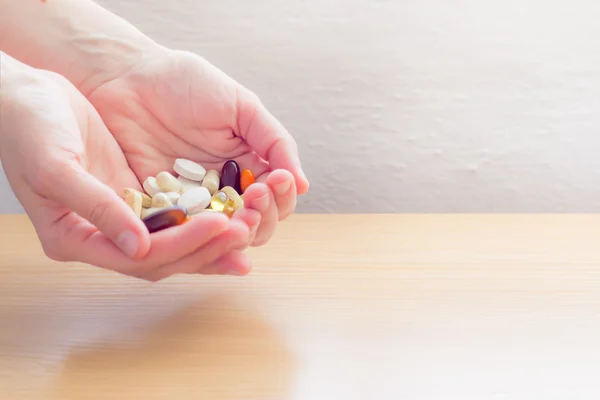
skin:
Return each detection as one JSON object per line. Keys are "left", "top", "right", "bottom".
{"left": 0, "top": 1, "right": 309, "bottom": 280}
{"left": 0, "top": 54, "right": 262, "bottom": 281}
{"left": 86, "top": 48, "right": 309, "bottom": 248}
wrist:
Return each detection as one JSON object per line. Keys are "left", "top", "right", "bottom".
{"left": 0, "top": 0, "right": 162, "bottom": 96}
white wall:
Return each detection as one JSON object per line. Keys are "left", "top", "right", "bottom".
{"left": 2, "top": 0, "right": 600, "bottom": 213}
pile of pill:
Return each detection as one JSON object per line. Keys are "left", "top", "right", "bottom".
{"left": 121, "top": 159, "right": 255, "bottom": 233}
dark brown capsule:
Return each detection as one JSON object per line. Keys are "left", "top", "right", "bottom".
{"left": 220, "top": 159, "right": 241, "bottom": 193}
{"left": 142, "top": 206, "right": 188, "bottom": 233}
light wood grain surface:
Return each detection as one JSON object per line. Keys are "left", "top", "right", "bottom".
{"left": 2, "top": 214, "right": 600, "bottom": 399}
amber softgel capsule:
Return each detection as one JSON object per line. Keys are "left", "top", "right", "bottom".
{"left": 142, "top": 206, "right": 188, "bottom": 233}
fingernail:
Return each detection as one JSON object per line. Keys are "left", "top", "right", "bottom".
{"left": 117, "top": 231, "right": 139, "bottom": 257}
{"left": 274, "top": 180, "right": 291, "bottom": 196}
{"left": 297, "top": 167, "right": 308, "bottom": 183}
{"left": 252, "top": 192, "right": 269, "bottom": 213}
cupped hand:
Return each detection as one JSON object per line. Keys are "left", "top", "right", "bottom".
{"left": 86, "top": 48, "right": 309, "bottom": 246}
{"left": 0, "top": 61, "right": 259, "bottom": 280}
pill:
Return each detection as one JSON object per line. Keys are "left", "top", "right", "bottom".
{"left": 222, "top": 204, "right": 236, "bottom": 218}
{"left": 156, "top": 171, "right": 183, "bottom": 193}
{"left": 177, "top": 175, "right": 202, "bottom": 193}
{"left": 173, "top": 158, "right": 206, "bottom": 181}
{"left": 143, "top": 177, "right": 162, "bottom": 197}
{"left": 201, "top": 169, "right": 220, "bottom": 195}
{"left": 122, "top": 188, "right": 152, "bottom": 208}
{"left": 220, "top": 186, "right": 244, "bottom": 209}
{"left": 142, "top": 206, "right": 188, "bottom": 233}
{"left": 141, "top": 207, "right": 163, "bottom": 219}
{"left": 220, "top": 160, "right": 241, "bottom": 193}
{"left": 151, "top": 192, "right": 173, "bottom": 208}
{"left": 165, "top": 192, "right": 180, "bottom": 204}
{"left": 125, "top": 190, "right": 143, "bottom": 218}
{"left": 210, "top": 191, "right": 228, "bottom": 212}
{"left": 240, "top": 169, "right": 255, "bottom": 193}
{"left": 177, "top": 186, "right": 211, "bottom": 214}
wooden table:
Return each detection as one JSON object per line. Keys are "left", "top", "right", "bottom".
{"left": 2, "top": 214, "right": 600, "bottom": 399}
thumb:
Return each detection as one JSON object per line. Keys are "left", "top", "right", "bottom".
{"left": 47, "top": 161, "right": 151, "bottom": 259}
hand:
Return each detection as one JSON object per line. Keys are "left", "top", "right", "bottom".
{"left": 86, "top": 48, "right": 309, "bottom": 247}
{"left": 0, "top": 55, "right": 260, "bottom": 281}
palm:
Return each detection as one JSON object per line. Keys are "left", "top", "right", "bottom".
{"left": 88, "top": 50, "right": 268, "bottom": 182}
{"left": 1, "top": 71, "right": 145, "bottom": 261}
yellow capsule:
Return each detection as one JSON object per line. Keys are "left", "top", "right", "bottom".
{"left": 222, "top": 203, "right": 236, "bottom": 218}
{"left": 210, "top": 191, "right": 228, "bottom": 212}
{"left": 220, "top": 186, "right": 244, "bottom": 209}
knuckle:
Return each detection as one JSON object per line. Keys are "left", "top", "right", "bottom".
{"left": 40, "top": 239, "right": 68, "bottom": 262}
{"left": 28, "top": 159, "right": 73, "bottom": 195}
{"left": 86, "top": 201, "right": 112, "bottom": 228}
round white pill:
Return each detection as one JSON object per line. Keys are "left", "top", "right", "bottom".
{"left": 178, "top": 187, "right": 211, "bottom": 214}
{"left": 142, "top": 177, "right": 162, "bottom": 197}
{"left": 173, "top": 158, "right": 206, "bottom": 181}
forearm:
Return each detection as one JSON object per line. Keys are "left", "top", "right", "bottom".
{"left": 0, "top": 0, "right": 161, "bottom": 95}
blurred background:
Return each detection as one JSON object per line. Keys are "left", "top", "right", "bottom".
{"left": 2, "top": 0, "right": 600, "bottom": 213}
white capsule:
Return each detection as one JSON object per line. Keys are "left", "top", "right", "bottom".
{"left": 177, "top": 175, "right": 202, "bottom": 193}
{"left": 122, "top": 188, "right": 152, "bottom": 208}
{"left": 178, "top": 187, "right": 211, "bottom": 214}
{"left": 156, "top": 171, "right": 183, "bottom": 193}
{"left": 142, "top": 177, "right": 161, "bottom": 197}
{"left": 173, "top": 158, "right": 206, "bottom": 181}
{"left": 201, "top": 169, "right": 220, "bottom": 195}
{"left": 125, "top": 190, "right": 143, "bottom": 218}
{"left": 151, "top": 192, "right": 173, "bottom": 208}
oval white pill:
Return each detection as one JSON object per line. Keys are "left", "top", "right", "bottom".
{"left": 165, "top": 192, "right": 180, "bottom": 205}
{"left": 142, "top": 177, "right": 161, "bottom": 197}
{"left": 178, "top": 187, "right": 211, "bottom": 214}
{"left": 156, "top": 171, "right": 183, "bottom": 193}
{"left": 173, "top": 158, "right": 206, "bottom": 181}
{"left": 151, "top": 192, "right": 173, "bottom": 208}
{"left": 177, "top": 175, "right": 202, "bottom": 193}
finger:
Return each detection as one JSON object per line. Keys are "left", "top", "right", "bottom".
{"left": 199, "top": 251, "right": 252, "bottom": 276}
{"left": 264, "top": 169, "right": 297, "bottom": 221}
{"left": 64, "top": 212, "right": 230, "bottom": 276}
{"left": 236, "top": 87, "right": 309, "bottom": 195}
{"left": 241, "top": 182, "right": 278, "bottom": 246}
{"left": 231, "top": 207, "right": 261, "bottom": 245}
{"left": 44, "top": 160, "right": 151, "bottom": 258}
{"left": 141, "top": 218, "right": 250, "bottom": 281}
